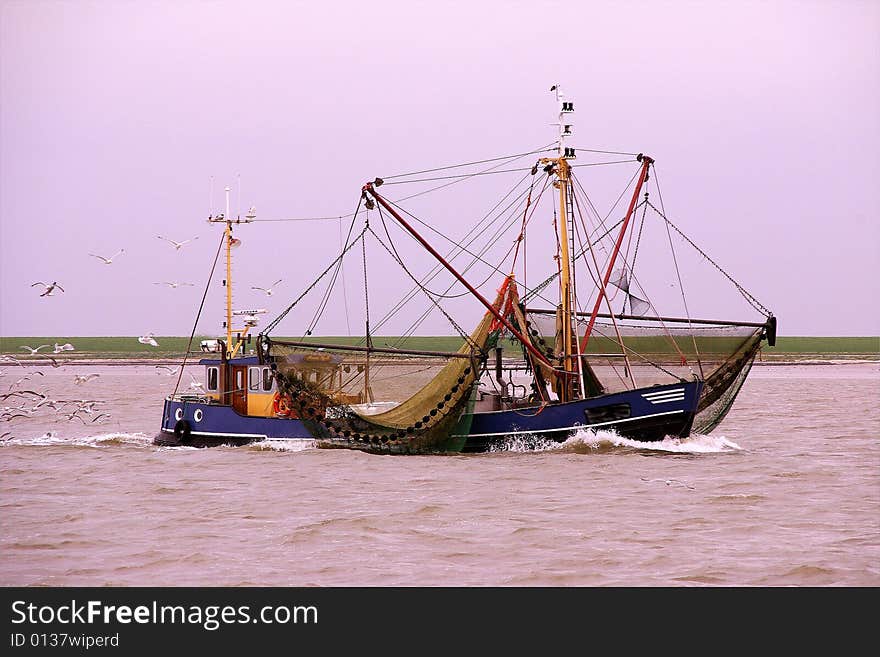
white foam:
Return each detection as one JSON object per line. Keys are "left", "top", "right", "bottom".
{"left": 564, "top": 428, "right": 742, "bottom": 453}
{"left": 249, "top": 438, "right": 317, "bottom": 452}
{"left": 487, "top": 434, "right": 562, "bottom": 453}
{"left": 2, "top": 431, "right": 154, "bottom": 448}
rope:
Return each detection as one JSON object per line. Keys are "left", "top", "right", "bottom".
{"left": 172, "top": 230, "right": 226, "bottom": 396}
{"left": 379, "top": 145, "right": 555, "bottom": 181}
{"left": 369, "top": 221, "right": 475, "bottom": 346}
{"left": 303, "top": 199, "right": 364, "bottom": 336}
{"left": 570, "top": 158, "right": 638, "bottom": 168}
{"left": 362, "top": 212, "right": 371, "bottom": 347}
{"left": 263, "top": 225, "right": 368, "bottom": 335}
{"left": 645, "top": 200, "right": 771, "bottom": 316}
{"left": 568, "top": 147, "right": 641, "bottom": 157}
{"left": 369, "top": 173, "right": 551, "bottom": 336}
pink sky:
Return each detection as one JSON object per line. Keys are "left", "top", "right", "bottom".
{"left": 1, "top": 0, "right": 878, "bottom": 337}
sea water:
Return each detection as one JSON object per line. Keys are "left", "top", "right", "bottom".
{"left": 1, "top": 362, "right": 877, "bottom": 586}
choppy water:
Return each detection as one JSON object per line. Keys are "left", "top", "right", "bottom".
{"left": 1, "top": 362, "right": 878, "bottom": 586}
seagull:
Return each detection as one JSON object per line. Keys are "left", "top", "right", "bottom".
{"left": 74, "top": 374, "right": 100, "bottom": 385}
{"left": 0, "top": 431, "right": 12, "bottom": 441}
{"left": 64, "top": 411, "right": 89, "bottom": 424}
{"left": 0, "top": 355, "right": 23, "bottom": 366}
{"left": 189, "top": 374, "right": 205, "bottom": 391}
{"left": 89, "top": 249, "right": 124, "bottom": 265}
{"left": 640, "top": 477, "right": 696, "bottom": 490}
{"left": 3, "top": 410, "right": 33, "bottom": 421}
{"left": 31, "top": 281, "right": 64, "bottom": 297}
{"left": 138, "top": 334, "right": 159, "bottom": 347}
{"left": 91, "top": 413, "right": 111, "bottom": 423}
{"left": 46, "top": 356, "right": 62, "bottom": 368}
{"left": 19, "top": 345, "right": 51, "bottom": 355}
{"left": 2, "top": 390, "right": 45, "bottom": 401}
{"left": 157, "top": 235, "right": 199, "bottom": 250}
{"left": 53, "top": 343, "right": 75, "bottom": 353}
{"left": 153, "top": 281, "right": 195, "bottom": 288}
{"left": 7, "top": 372, "right": 45, "bottom": 390}
{"left": 32, "top": 397, "right": 60, "bottom": 411}
{"left": 251, "top": 279, "right": 283, "bottom": 296}
{"left": 155, "top": 365, "right": 180, "bottom": 376}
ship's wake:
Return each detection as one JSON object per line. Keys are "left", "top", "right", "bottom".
{"left": 488, "top": 429, "right": 741, "bottom": 454}
{"left": 0, "top": 431, "right": 155, "bottom": 448}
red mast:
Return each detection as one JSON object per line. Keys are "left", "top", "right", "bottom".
{"left": 363, "top": 183, "right": 554, "bottom": 368}
{"left": 579, "top": 154, "right": 653, "bottom": 352}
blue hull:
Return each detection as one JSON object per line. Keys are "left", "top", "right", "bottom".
{"left": 458, "top": 381, "right": 703, "bottom": 452}
{"left": 155, "top": 397, "right": 313, "bottom": 447}
{"left": 155, "top": 381, "right": 702, "bottom": 451}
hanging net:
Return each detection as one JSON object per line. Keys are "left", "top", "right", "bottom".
{"left": 514, "top": 309, "right": 764, "bottom": 426}
{"left": 261, "top": 287, "right": 507, "bottom": 454}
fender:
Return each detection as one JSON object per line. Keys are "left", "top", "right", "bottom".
{"left": 173, "top": 419, "right": 192, "bottom": 444}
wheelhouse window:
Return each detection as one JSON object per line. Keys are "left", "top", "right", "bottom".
{"left": 248, "top": 367, "right": 261, "bottom": 391}
{"left": 262, "top": 368, "right": 274, "bottom": 392}
{"left": 206, "top": 366, "right": 219, "bottom": 392}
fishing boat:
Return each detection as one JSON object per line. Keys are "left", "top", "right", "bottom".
{"left": 156, "top": 88, "right": 775, "bottom": 452}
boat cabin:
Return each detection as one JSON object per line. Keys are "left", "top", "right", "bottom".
{"left": 196, "top": 351, "right": 363, "bottom": 419}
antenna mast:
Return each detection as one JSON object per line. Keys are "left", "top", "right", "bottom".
{"left": 542, "top": 85, "right": 577, "bottom": 401}
{"left": 208, "top": 185, "right": 253, "bottom": 358}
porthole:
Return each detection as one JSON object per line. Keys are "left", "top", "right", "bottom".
{"left": 194, "top": 409, "right": 203, "bottom": 422}
{"left": 174, "top": 408, "right": 183, "bottom": 421}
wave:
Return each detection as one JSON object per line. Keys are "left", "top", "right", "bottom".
{"left": 1, "top": 431, "right": 154, "bottom": 448}
{"left": 488, "top": 428, "right": 741, "bottom": 454}
{"left": 247, "top": 438, "right": 317, "bottom": 452}
{"left": 564, "top": 429, "right": 742, "bottom": 453}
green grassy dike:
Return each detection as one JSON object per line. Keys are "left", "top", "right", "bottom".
{"left": 1, "top": 336, "right": 878, "bottom": 359}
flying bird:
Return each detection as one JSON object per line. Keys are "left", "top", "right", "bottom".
{"left": 7, "top": 372, "right": 45, "bottom": 390}
{"left": 189, "top": 374, "right": 205, "bottom": 391}
{"left": 157, "top": 235, "right": 199, "bottom": 250}
{"left": 31, "top": 281, "right": 64, "bottom": 297}
{"left": 640, "top": 477, "right": 696, "bottom": 490}
{"left": 53, "top": 343, "right": 75, "bottom": 353}
{"left": 74, "top": 374, "right": 100, "bottom": 385}
{"left": 19, "top": 345, "right": 51, "bottom": 355}
{"left": 153, "top": 281, "right": 195, "bottom": 288}
{"left": 89, "top": 249, "right": 124, "bottom": 265}
{"left": 138, "top": 334, "right": 159, "bottom": 347}
{"left": 251, "top": 279, "right": 283, "bottom": 296}
{"left": 155, "top": 365, "right": 180, "bottom": 376}
{"left": 64, "top": 411, "right": 89, "bottom": 424}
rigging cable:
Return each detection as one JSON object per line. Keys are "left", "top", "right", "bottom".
{"left": 644, "top": 199, "right": 772, "bottom": 317}
{"left": 370, "top": 215, "right": 475, "bottom": 347}
{"left": 569, "top": 182, "right": 637, "bottom": 387}
{"left": 571, "top": 175, "right": 690, "bottom": 367}
{"left": 385, "top": 174, "right": 555, "bottom": 344}
{"left": 263, "top": 223, "right": 369, "bottom": 335}
{"left": 367, "top": 167, "right": 548, "bottom": 335}
{"left": 523, "top": 163, "right": 643, "bottom": 303}
{"left": 172, "top": 229, "right": 226, "bottom": 397}
{"left": 379, "top": 144, "right": 556, "bottom": 181}
{"left": 302, "top": 198, "right": 364, "bottom": 337}
{"left": 651, "top": 168, "right": 703, "bottom": 376}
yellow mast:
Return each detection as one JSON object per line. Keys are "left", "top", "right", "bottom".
{"left": 556, "top": 157, "right": 573, "bottom": 401}
{"left": 542, "top": 85, "right": 578, "bottom": 401}
{"left": 208, "top": 186, "right": 254, "bottom": 360}
{"left": 225, "top": 218, "right": 233, "bottom": 350}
